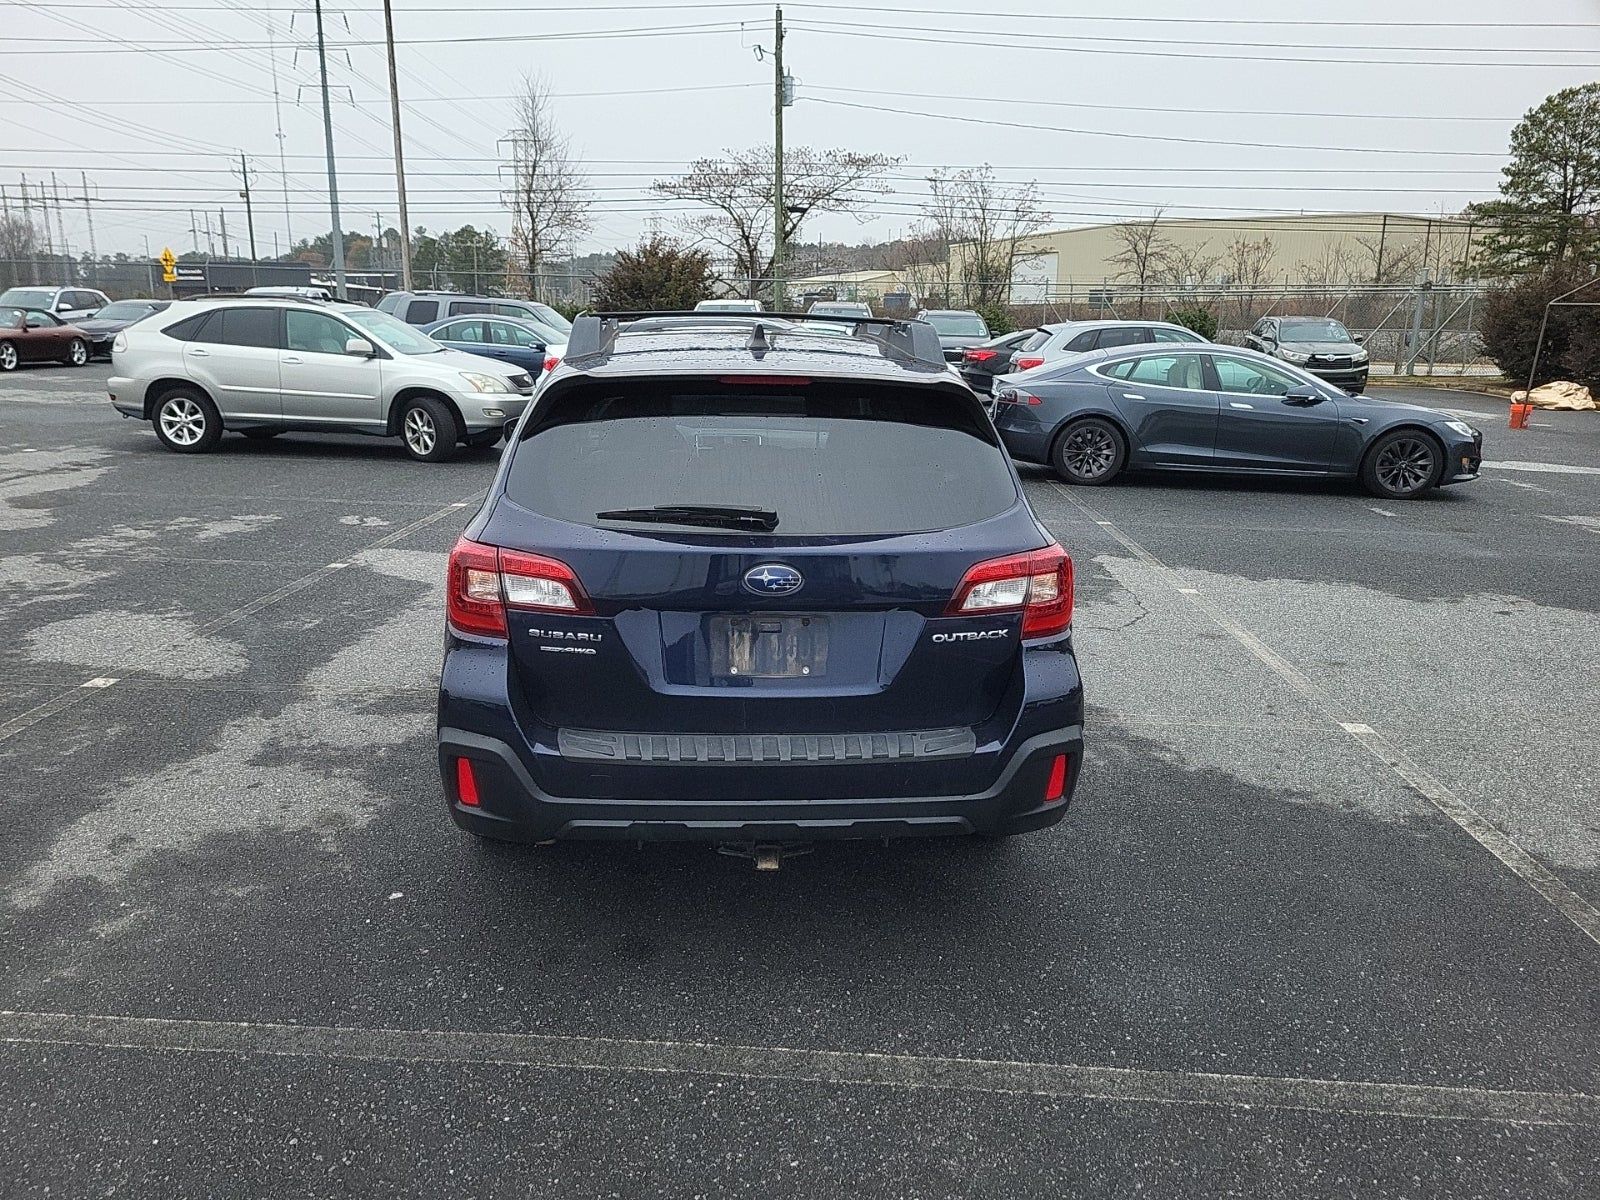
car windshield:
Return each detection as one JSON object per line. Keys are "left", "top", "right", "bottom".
{"left": 528, "top": 302, "right": 572, "bottom": 333}
{"left": 93, "top": 302, "right": 156, "bottom": 321}
{"left": 344, "top": 308, "right": 444, "bottom": 354}
{"left": 508, "top": 380, "right": 1018, "bottom": 537}
{"left": 925, "top": 313, "right": 987, "bottom": 336}
{"left": 0, "top": 306, "right": 24, "bottom": 328}
{"left": 0, "top": 288, "right": 55, "bottom": 308}
{"left": 1279, "top": 319, "right": 1354, "bottom": 342}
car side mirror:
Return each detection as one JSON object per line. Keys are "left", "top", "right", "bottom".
{"left": 1283, "top": 386, "right": 1325, "bottom": 406}
{"left": 344, "top": 337, "right": 375, "bottom": 357}
{"left": 1352, "top": 333, "right": 1366, "bottom": 344}
{"left": 502, "top": 417, "right": 520, "bottom": 442}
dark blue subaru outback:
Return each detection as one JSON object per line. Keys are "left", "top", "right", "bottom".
{"left": 436, "top": 312, "right": 1084, "bottom": 850}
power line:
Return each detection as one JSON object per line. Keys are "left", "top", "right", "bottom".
{"left": 802, "top": 97, "right": 1509, "bottom": 158}
{"left": 808, "top": 84, "right": 1520, "bottom": 124}
{"left": 8, "top": 0, "right": 1597, "bottom": 27}
{"left": 789, "top": 20, "right": 1600, "bottom": 69}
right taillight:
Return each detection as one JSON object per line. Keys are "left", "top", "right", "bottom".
{"left": 946, "top": 543, "right": 1074, "bottom": 638}
{"left": 963, "top": 348, "right": 998, "bottom": 363}
{"left": 995, "top": 388, "right": 1042, "bottom": 406}
{"left": 542, "top": 354, "right": 561, "bottom": 372}
{"left": 1014, "top": 355, "right": 1045, "bottom": 371}
{"left": 446, "top": 537, "right": 593, "bottom": 638}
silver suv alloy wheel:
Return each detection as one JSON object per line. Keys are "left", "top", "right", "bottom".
{"left": 0, "top": 343, "right": 16, "bottom": 371}
{"left": 68, "top": 339, "right": 88, "bottom": 366}
{"left": 404, "top": 407, "right": 437, "bottom": 456}
{"left": 159, "top": 395, "right": 207, "bottom": 447}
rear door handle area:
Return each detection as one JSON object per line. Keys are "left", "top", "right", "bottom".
{"left": 1121, "top": 392, "right": 1147, "bottom": 401}
{"left": 1229, "top": 401, "right": 1254, "bottom": 410}
{"left": 281, "top": 355, "right": 303, "bottom": 364}
{"left": 186, "top": 348, "right": 209, "bottom": 357}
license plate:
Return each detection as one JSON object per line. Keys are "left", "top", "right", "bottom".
{"left": 711, "top": 615, "right": 829, "bottom": 678}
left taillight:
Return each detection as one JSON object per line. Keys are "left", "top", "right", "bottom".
{"left": 542, "top": 354, "right": 561, "bottom": 372}
{"left": 446, "top": 536, "right": 593, "bottom": 639}
{"left": 962, "top": 348, "right": 998, "bottom": 363}
{"left": 946, "top": 543, "right": 1074, "bottom": 638}
{"left": 111, "top": 332, "right": 128, "bottom": 354}
{"left": 1014, "top": 355, "right": 1045, "bottom": 371}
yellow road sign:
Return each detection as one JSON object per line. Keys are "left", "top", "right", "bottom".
{"left": 160, "top": 247, "right": 177, "bottom": 284}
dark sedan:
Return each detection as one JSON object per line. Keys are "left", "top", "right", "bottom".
{"left": 73, "top": 299, "right": 171, "bottom": 359}
{"left": 0, "top": 307, "right": 90, "bottom": 370}
{"left": 422, "top": 314, "right": 564, "bottom": 375}
{"left": 1243, "top": 316, "right": 1370, "bottom": 393}
{"left": 991, "top": 343, "right": 1481, "bottom": 501}
{"left": 916, "top": 309, "right": 991, "bottom": 362}
{"left": 957, "top": 328, "right": 1039, "bottom": 395}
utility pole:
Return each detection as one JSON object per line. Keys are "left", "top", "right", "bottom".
{"left": 189, "top": 209, "right": 200, "bottom": 256}
{"left": 79, "top": 172, "right": 98, "bottom": 284}
{"left": 220, "top": 208, "right": 231, "bottom": 259}
{"left": 771, "top": 5, "right": 785, "bottom": 309}
{"left": 314, "top": 0, "right": 348, "bottom": 300}
{"left": 204, "top": 210, "right": 214, "bottom": 258}
{"left": 382, "top": 0, "right": 414, "bottom": 291}
{"left": 143, "top": 235, "right": 155, "bottom": 295}
{"left": 51, "top": 173, "right": 71, "bottom": 283}
{"left": 236, "top": 153, "right": 258, "bottom": 261}
{"left": 374, "top": 211, "right": 385, "bottom": 284}
{"left": 267, "top": 11, "right": 293, "bottom": 250}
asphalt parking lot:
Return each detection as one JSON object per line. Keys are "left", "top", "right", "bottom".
{"left": 1, "top": 364, "right": 1597, "bottom": 1197}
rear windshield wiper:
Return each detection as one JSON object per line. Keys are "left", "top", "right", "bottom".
{"left": 595, "top": 504, "right": 780, "bottom": 532}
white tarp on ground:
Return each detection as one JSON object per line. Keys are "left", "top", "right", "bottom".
{"left": 1512, "top": 381, "right": 1597, "bottom": 410}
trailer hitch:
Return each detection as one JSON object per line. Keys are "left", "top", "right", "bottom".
{"left": 715, "top": 842, "right": 815, "bottom": 871}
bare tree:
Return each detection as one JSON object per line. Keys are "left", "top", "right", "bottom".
{"left": 1222, "top": 235, "right": 1277, "bottom": 331}
{"left": 1108, "top": 210, "right": 1174, "bottom": 317}
{"left": 1158, "top": 239, "right": 1222, "bottom": 291}
{"left": 502, "top": 74, "right": 591, "bottom": 301}
{"left": 1297, "top": 240, "right": 1363, "bottom": 288}
{"left": 0, "top": 214, "right": 39, "bottom": 288}
{"left": 923, "top": 166, "right": 1051, "bottom": 306}
{"left": 653, "top": 147, "right": 898, "bottom": 300}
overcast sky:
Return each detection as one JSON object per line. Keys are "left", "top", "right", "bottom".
{"left": 3, "top": 0, "right": 1598, "bottom": 260}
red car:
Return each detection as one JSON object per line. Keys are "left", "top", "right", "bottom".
{"left": 0, "top": 306, "right": 91, "bottom": 370}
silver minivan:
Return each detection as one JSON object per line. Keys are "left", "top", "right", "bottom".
{"left": 109, "top": 297, "right": 534, "bottom": 462}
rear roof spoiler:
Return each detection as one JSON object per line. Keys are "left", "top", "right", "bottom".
{"left": 564, "top": 311, "right": 946, "bottom": 370}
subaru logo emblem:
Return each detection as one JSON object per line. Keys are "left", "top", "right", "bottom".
{"left": 743, "top": 563, "right": 803, "bottom": 596}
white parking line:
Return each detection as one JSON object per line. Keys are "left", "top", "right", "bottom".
{"left": 1051, "top": 484, "right": 1600, "bottom": 951}
{"left": 1367, "top": 506, "right": 1397, "bottom": 518}
{"left": 1540, "top": 515, "right": 1600, "bottom": 535}
{"left": 1, "top": 1010, "right": 1595, "bottom": 1128}
{"left": 1487, "top": 461, "right": 1600, "bottom": 476}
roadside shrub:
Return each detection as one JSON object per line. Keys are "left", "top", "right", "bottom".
{"left": 1480, "top": 266, "right": 1600, "bottom": 387}
{"left": 590, "top": 236, "right": 715, "bottom": 312}
{"left": 1164, "top": 303, "right": 1219, "bottom": 340}
{"left": 973, "top": 300, "right": 1015, "bottom": 335}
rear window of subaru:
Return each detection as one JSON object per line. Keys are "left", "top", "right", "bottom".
{"left": 507, "top": 380, "right": 1019, "bottom": 537}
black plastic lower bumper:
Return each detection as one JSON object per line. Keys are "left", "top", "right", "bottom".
{"left": 436, "top": 725, "right": 1084, "bottom": 843}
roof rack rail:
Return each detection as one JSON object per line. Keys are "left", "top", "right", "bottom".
{"left": 564, "top": 310, "right": 946, "bottom": 370}
{"left": 182, "top": 292, "right": 332, "bottom": 304}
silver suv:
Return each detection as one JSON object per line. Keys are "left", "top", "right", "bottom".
{"left": 108, "top": 296, "right": 534, "bottom": 462}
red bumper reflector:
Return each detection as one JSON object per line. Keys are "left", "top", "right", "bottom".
{"left": 456, "top": 757, "right": 481, "bottom": 807}
{"left": 1044, "top": 754, "right": 1068, "bottom": 802}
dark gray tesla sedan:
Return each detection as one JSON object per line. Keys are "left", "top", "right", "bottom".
{"left": 992, "top": 343, "right": 1482, "bottom": 501}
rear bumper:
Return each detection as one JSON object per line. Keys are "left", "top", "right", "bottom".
{"left": 437, "top": 724, "right": 1083, "bottom": 842}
